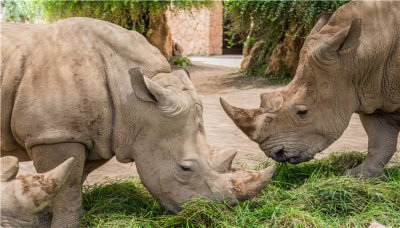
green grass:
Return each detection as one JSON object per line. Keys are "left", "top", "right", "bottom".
{"left": 81, "top": 152, "right": 400, "bottom": 227}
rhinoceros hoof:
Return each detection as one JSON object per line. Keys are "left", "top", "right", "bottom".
{"left": 344, "top": 165, "right": 385, "bottom": 180}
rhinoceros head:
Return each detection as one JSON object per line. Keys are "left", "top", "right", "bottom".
{"left": 128, "top": 68, "right": 275, "bottom": 212}
{"left": 1, "top": 156, "right": 74, "bottom": 227}
{"left": 220, "top": 14, "right": 362, "bottom": 164}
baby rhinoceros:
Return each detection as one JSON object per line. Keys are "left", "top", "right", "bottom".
{"left": 1, "top": 157, "right": 74, "bottom": 228}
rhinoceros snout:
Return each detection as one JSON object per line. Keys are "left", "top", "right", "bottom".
{"left": 262, "top": 146, "right": 304, "bottom": 164}
{"left": 261, "top": 146, "right": 288, "bottom": 162}
{"left": 287, "top": 156, "right": 302, "bottom": 164}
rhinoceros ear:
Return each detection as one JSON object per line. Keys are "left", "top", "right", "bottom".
{"left": 309, "top": 12, "right": 333, "bottom": 36}
{"left": 129, "top": 67, "right": 160, "bottom": 103}
{"left": 322, "top": 18, "right": 361, "bottom": 60}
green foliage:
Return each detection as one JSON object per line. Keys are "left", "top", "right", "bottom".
{"left": 1, "top": 0, "right": 40, "bottom": 22}
{"left": 81, "top": 152, "right": 400, "bottom": 227}
{"left": 34, "top": 0, "right": 214, "bottom": 33}
{"left": 171, "top": 56, "right": 191, "bottom": 67}
{"left": 225, "top": 0, "right": 347, "bottom": 44}
{"left": 224, "top": 0, "right": 349, "bottom": 79}
{"left": 266, "top": 68, "right": 293, "bottom": 85}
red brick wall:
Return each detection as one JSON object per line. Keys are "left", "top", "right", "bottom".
{"left": 167, "top": 1, "right": 223, "bottom": 56}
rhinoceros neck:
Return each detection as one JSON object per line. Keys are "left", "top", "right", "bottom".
{"left": 78, "top": 17, "right": 172, "bottom": 162}
{"left": 352, "top": 35, "right": 400, "bottom": 114}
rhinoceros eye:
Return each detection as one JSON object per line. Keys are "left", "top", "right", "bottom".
{"left": 297, "top": 110, "right": 308, "bottom": 116}
{"left": 295, "top": 105, "right": 308, "bottom": 117}
{"left": 179, "top": 165, "right": 192, "bottom": 172}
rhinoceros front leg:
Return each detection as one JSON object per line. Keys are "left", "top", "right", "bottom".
{"left": 31, "top": 143, "right": 86, "bottom": 228}
{"left": 346, "top": 113, "right": 400, "bottom": 179}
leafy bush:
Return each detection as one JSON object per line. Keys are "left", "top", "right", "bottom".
{"left": 1, "top": 0, "right": 39, "bottom": 22}
{"left": 224, "top": 0, "right": 349, "bottom": 80}
{"left": 170, "top": 56, "right": 191, "bottom": 67}
{"left": 35, "top": 0, "right": 214, "bottom": 33}
{"left": 81, "top": 152, "right": 400, "bottom": 227}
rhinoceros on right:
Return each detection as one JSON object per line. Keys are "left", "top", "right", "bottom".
{"left": 221, "top": 0, "right": 400, "bottom": 179}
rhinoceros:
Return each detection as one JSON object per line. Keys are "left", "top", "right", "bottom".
{"left": 1, "top": 18, "right": 276, "bottom": 227}
{"left": 1, "top": 156, "right": 74, "bottom": 227}
{"left": 220, "top": 0, "right": 400, "bottom": 179}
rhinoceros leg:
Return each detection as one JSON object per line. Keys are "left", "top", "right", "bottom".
{"left": 31, "top": 143, "right": 86, "bottom": 228}
{"left": 346, "top": 113, "right": 400, "bottom": 179}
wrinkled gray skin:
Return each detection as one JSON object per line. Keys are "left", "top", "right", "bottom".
{"left": 221, "top": 0, "right": 400, "bottom": 179}
{"left": 1, "top": 18, "right": 275, "bottom": 227}
{"left": 1, "top": 157, "right": 74, "bottom": 227}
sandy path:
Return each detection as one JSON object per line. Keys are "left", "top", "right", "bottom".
{"left": 18, "top": 61, "right": 400, "bottom": 184}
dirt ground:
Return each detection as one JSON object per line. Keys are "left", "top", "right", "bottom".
{"left": 18, "top": 61, "right": 400, "bottom": 185}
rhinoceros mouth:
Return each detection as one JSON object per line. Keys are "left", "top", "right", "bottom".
{"left": 261, "top": 145, "right": 315, "bottom": 164}
{"left": 287, "top": 156, "right": 302, "bottom": 164}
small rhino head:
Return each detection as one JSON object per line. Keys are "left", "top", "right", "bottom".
{"left": 1, "top": 156, "right": 74, "bottom": 227}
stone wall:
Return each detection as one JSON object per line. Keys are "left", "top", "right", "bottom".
{"left": 167, "top": 2, "right": 223, "bottom": 56}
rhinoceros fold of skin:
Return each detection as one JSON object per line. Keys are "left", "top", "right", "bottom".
{"left": 1, "top": 17, "right": 275, "bottom": 227}
{"left": 221, "top": 0, "right": 400, "bottom": 179}
{"left": 1, "top": 156, "right": 75, "bottom": 227}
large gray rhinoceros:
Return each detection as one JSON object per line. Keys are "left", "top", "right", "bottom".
{"left": 1, "top": 17, "right": 275, "bottom": 227}
{"left": 220, "top": 0, "right": 400, "bottom": 179}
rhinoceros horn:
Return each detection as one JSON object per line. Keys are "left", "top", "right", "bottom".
{"left": 42, "top": 157, "right": 75, "bottom": 188}
{"left": 14, "top": 158, "right": 75, "bottom": 212}
{"left": 231, "top": 164, "right": 276, "bottom": 200}
{"left": 210, "top": 149, "right": 237, "bottom": 172}
{"left": 1, "top": 156, "right": 19, "bottom": 181}
{"left": 220, "top": 97, "right": 260, "bottom": 141}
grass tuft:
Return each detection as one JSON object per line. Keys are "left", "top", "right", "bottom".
{"left": 81, "top": 152, "right": 400, "bottom": 227}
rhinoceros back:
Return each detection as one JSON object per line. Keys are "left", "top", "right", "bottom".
{"left": 1, "top": 17, "right": 171, "bottom": 160}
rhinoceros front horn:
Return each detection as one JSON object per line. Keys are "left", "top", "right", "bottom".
{"left": 42, "top": 157, "right": 75, "bottom": 188}
{"left": 219, "top": 97, "right": 259, "bottom": 140}
{"left": 7, "top": 158, "right": 75, "bottom": 214}
{"left": 231, "top": 164, "right": 276, "bottom": 200}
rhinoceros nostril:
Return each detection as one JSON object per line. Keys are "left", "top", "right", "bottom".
{"left": 274, "top": 148, "right": 287, "bottom": 162}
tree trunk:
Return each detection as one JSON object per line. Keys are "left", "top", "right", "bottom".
{"left": 146, "top": 11, "right": 174, "bottom": 60}
{"left": 264, "top": 34, "right": 303, "bottom": 77}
